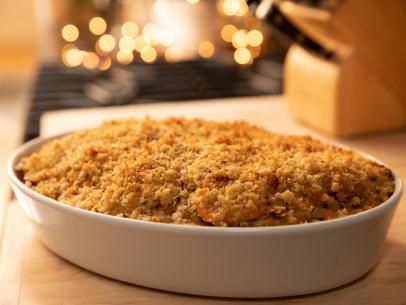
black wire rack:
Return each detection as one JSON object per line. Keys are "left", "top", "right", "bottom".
{"left": 24, "top": 56, "right": 283, "bottom": 142}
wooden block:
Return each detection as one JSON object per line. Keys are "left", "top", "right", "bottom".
{"left": 281, "top": 0, "right": 406, "bottom": 137}
{"left": 284, "top": 45, "right": 406, "bottom": 137}
{"left": 284, "top": 45, "right": 339, "bottom": 135}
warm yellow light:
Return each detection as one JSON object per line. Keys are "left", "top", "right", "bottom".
{"left": 198, "top": 41, "right": 215, "bottom": 59}
{"left": 235, "top": 0, "right": 248, "bottom": 16}
{"left": 61, "top": 45, "right": 78, "bottom": 67}
{"left": 222, "top": 0, "right": 248, "bottom": 16}
{"left": 116, "top": 50, "right": 134, "bottom": 65}
{"left": 61, "top": 53, "right": 69, "bottom": 67}
{"left": 119, "top": 36, "right": 136, "bottom": 52}
{"left": 143, "top": 23, "right": 160, "bottom": 46}
{"left": 164, "top": 47, "right": 182, "bottom": 63}
{"left": 234, "top": 47, "right": 252, "bottom": 65}
{"left": 144, "top": 32, "right": 159, "bottom": 46}
{"left": 222, "top": 0, "right": 240, "bottom": 16}
{"left": 143, "top": 23, "right": 160, "bottom": 34}
{"left": 64, "top": 48, "right": 84, "bottom": 67}
{"left": 121, "top": 21, "right": 139, "bottom": 38}
{"left": 232, "top": 30, "right": 248, "bottom": 48}
{"left": 159, "top": 29, "right": 175, "bottom": 46}
{"left": 247, "top": 29, "right": 263, "bottom": 47}
{"left": 98, "top": 57, "right": 112, "bottom": 71}
{"left": 89, "top": 17, "right": 107, "bottom": 35}
{"left": 140, "top": 46, "right": 157, "bottom": 63}
{"left": 98, "top": 34, "right": 116, "bottom": 52}
{"left": 186, "top": 0, "right": 200, "bottom": 4}
{"left": 220, "top": 24, "right": 238, "bottom": 43}
{"left": 83, "top": 52, "right": 99, "bottom": 69}
{"left": 134, "top": 35, "right": 145, "bottom": 52}
{"left": 61, "top": 24, "right": 79, "bottom": 42}
{"left": 153, "top": 0, "right": 171, "bottom": 17}
{"left": 62, "top": 43, "right": 77, "bottom": 53}
{"left": 95, "top": 41, "right": 104, "bottom": 56}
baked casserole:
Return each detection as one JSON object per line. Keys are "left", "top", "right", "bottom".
{"left": 17, "top": 118, "right": 395, "bottom": 227}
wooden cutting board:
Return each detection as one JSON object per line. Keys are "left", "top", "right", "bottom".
{"left": 1, "top": 96, "right": 406, "bottom": 305}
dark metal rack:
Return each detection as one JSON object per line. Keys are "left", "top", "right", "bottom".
{"left": 24, "top": 57, "right": 283, "bottom": 142}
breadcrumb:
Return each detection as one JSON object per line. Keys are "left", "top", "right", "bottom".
{"left": 17, "top": 118, "right": 395, "bottom": 227}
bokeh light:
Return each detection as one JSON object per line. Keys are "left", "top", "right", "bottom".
{"left": 232, "top": 30, "right": 248, "bottom": 48}
{"left": 143, "top": 23, "right": 160, "bottom": 46}
{"left": 61, "top": 9, "right": 261, "bottom": 70}
{"left": 221, "top": 24, "right": 238, "bottom": 42}
{"left": 198, "top": 41, "right": 215, "bottom": 58}
{"left": 247, "top": 29, "right": 263, "bottom": 47}
{"left": 89, "top": 17, "right": 107, "bottom": 35}
{"left": 159, "top": 29, "right": 175, "bottom": 46}
{"left": 62, "top": 43, "right": 77, "bottom": 53}
{"left": 121, "top": 21, "right": 139, "bottom": 38}
{"left": 61, "top": 24, "right": 79, "bottom": 42}
{"left": 164, "top": 47, "right": 183, "bottom": 63}
{"left": 234, "top": 47, "right": 252, "bottom": 65}
{"left": 134, "top": 35, "right": 146, "bottom": 52}
{"left": 222, "top": 0, "right": 245, "bottom": 16}
{"left": 98, "top": 34, "right": 116, "bottom": 53}
{"left": 116, "top": 50, "right": 134, "bottom": 65}
{"left": 98, "top": 56, "right": 112, "bottom": 71}
{"left": 83, "top": 52, "right": 99, "bottom": 69}
{"left": 119, "top": 36, "right": 136, "bottom": 52}
{"left": 186, "top": 0, "right": 200, "bottom": 4}
{"left": 235, "top": 0, "right": 248, "bottom": 16}
{"left": 64, "top": 48, "right": 84, "bottom": 67}
{"left": 140, "top": 46, "right": 158, "bottom": 63}
{"left": 154, "top": 0, "right": 171, "bottom": 17}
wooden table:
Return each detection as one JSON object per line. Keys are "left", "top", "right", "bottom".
{"left": 0, "top": 71, "right": 31, "bottom": 256}
{"left": 1, "top": 96, "right": 405, "bottom": 305}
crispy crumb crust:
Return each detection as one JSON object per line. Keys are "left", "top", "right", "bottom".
{"left": 17, "top": 118, "right": 395, "bottom": 227}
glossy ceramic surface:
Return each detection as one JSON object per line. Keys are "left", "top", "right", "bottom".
{"left": 7, "top": 134, "right": 403, "bottom": 298}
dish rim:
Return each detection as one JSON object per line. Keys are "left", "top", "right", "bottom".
{"left": 7, "top": 132, "right": 403, "bottom": 235}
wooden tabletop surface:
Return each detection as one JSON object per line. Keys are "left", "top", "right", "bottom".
{"left": 1, "top": 96, "right": 405, "bottom": 305}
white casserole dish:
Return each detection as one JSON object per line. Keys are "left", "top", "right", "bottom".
{"left": 7, "top": 134, "right": 403, "bottom": 298}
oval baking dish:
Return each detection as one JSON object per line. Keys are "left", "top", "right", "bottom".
{"left": 7, "top": 134, "right": 403, "bottom": 298}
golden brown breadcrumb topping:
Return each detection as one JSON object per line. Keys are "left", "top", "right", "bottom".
{"left": 17, "top": 118, "right": 395, "bottom": 227}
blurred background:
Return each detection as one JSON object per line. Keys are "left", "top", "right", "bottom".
{"left": 0, "top": 0, "right": 291, "bottom": 204}
{"left": 0, "top": 0, "right": 293, "bottom": 142}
